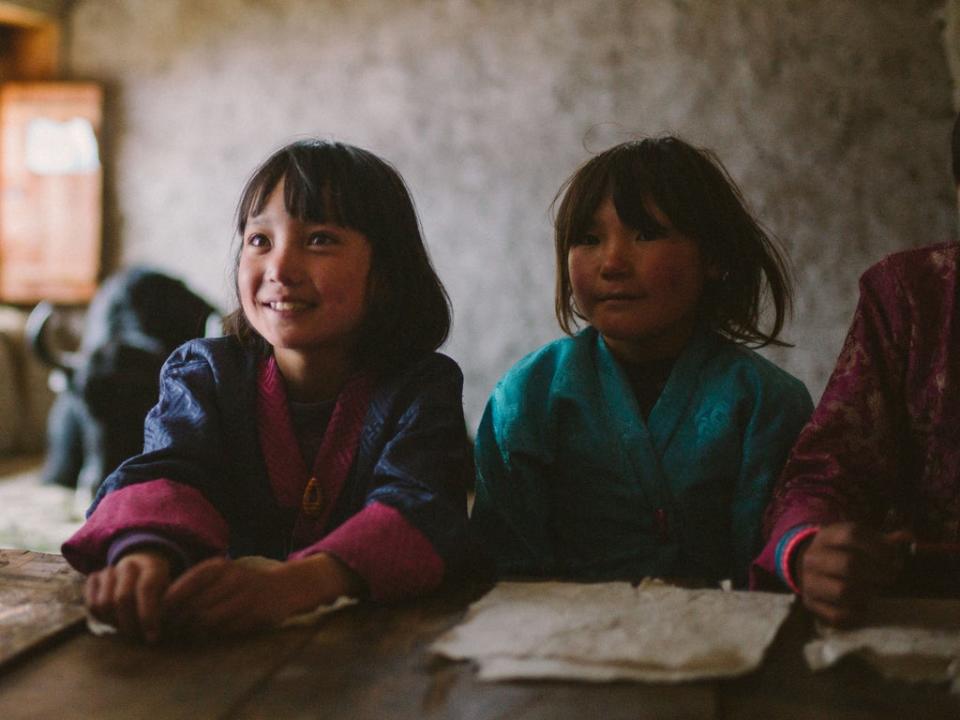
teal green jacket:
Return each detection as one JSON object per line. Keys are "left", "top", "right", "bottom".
{"left": 472, "top": 327, "right": 812, "bottom": 587}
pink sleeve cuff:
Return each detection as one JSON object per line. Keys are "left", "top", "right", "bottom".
{"left": 289, "top": 501, "right": 444, "bottom": 602}
{"left": 62, "top": 479, "right": 229, "bottom": 574}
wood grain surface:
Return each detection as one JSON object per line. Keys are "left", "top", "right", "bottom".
{"left": 0, "top": 550, "right": 958, "bottom": 720}
{"left": 0, "top": 549, "right": 84, "bottom": 668}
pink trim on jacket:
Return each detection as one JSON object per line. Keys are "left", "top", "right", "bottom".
{"left": 61, "top": 479, "right": 229, "bottom": 574}
{"left": 256, "top": 356, "right": 374, "bottom": 549}
{"left": 256, "top": 355, "right": 309, "bottom": 508}
{"left": 290, "top": 501, "right": 444, "bottom": 602}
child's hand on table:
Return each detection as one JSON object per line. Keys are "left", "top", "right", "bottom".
{"left": 162, "top": 553, "right": 363, "bottom": 637}
{"left": 85, "top": 549, "right": 173, "bottom": 644}
{"left": 795, "top": 522, "right": 911, "bottom": 625}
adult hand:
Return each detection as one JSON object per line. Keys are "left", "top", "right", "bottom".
{"left": 163, "top": 554, "right": 361, "bottom": 637}
{"left": 795, "top": 522, "right": 910, "bottom": 625}
{"left": 85, "top": 550, "right": 173, "bottom": 643}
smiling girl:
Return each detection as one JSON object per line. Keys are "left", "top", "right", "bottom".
{"left": 472, "top": 136, "right": 813, "bottom": 587}
{"left": 62, "top": 140, "right": 471, "bottom": 641}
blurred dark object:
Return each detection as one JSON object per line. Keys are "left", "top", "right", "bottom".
{"left": 891, "top": 543, "right": 960, "bottom": 598}
{"left": 27, "top": 267, "right": 217, "bottom": 503}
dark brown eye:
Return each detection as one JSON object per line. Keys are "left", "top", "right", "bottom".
{"left": 635, "top": 216, "right": 668, "bottom": 242}
{"left": 307, "top": 232, "right": 337, "bottom": 246}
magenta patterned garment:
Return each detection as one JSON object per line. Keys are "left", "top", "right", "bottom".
{"left": 752, "top": 242, "right": 960, "bottom": 589}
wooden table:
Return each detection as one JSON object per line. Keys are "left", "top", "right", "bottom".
{"left": 1, "top": 549, "right": 958, "bottom": 720}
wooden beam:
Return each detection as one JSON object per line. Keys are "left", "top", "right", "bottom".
{"left": 0, "top": 3, "right": 61, "bottom": 82}
{"left": 8, "top": 23, "right": 59, "bottom": 79}
{"left": 0, "top": 2, "right": 54, "bottom": 28}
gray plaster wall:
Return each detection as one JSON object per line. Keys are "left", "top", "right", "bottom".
{"left": 64, "top": 0, "right": 956, "bottom": 430}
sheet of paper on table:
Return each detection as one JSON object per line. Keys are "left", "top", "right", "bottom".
{"left": 804, "top": 597, "right": 960, "bottom": 692}
{"left": 431, "top": 580, "right": 794, "bottom": 682}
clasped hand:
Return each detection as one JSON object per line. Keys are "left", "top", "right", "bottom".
{"left": 85, "top": 550, "right": 355, "bottom": 643}
{"left": 796, "top": 522, "right": 911, "bottom": 625}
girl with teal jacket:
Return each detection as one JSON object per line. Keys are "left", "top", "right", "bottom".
{"left": 472, "top": 137, "right": 812, "bottom": 588}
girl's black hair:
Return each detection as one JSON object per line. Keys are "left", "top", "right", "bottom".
{"left": 553, "top": 136, "right": 793, "bottom": 347}
{"left": 224, "top": 139, "right": 452, "bottom": 371}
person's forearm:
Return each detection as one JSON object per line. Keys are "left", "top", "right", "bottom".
{"left": 277, "top": 552, "right": 365, "bottom": 613}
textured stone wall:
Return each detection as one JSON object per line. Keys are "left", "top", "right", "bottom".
{"left": 64, "top": 0, "right": 956, "bottom": 429}
{"left": 946, "top": 0, "right": 960, "bottom": 106}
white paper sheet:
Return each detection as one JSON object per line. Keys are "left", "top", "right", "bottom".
{"left": 431, "top": 580, "right": 794, "bottom": 682}
{"left": 803, "top": 624, "right": 960, "bottom": 693}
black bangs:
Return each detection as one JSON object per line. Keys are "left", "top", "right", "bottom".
{"left": 566, "top": 144, "right": 670, "bottom": 243}
{"left": 608, "top": 154, "right": 669, "bottom": 241}
{"left": 606, "top": 139, "right": 719, "bottom": 243}
{"left": 237, "top": 141, "right": 371, "bottom": 235}
{"left": 281, "top": 146, "right": 360, "bottom": 229}
{"left": 237, "top": 159, "right": 283, "bottom": 233}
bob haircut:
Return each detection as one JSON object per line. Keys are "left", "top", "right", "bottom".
{"left": 553, "top": 136, "right": 793, "bottom": 348}
{"left": 224, "top": 139, "right": 452, "bottom": 371}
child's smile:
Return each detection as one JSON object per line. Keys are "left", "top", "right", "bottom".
{"left": 265, "top": 299, "right": 313, "bottom": 312}
{"left": 568, "top": 195, "right": 705, "bottom": 363}
{"left": 238, "top": 178, "right": 371, "bottom": 387}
